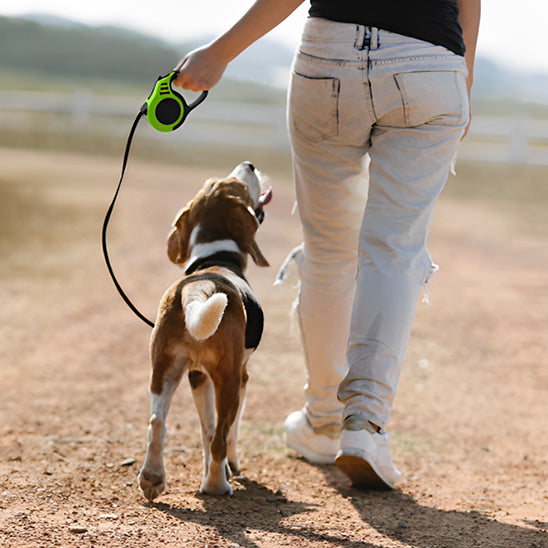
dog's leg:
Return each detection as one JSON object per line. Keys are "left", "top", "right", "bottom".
{"left": 227, "top": 359, "right": 250, "bottom": 475}
{"left": 188, "top": 370, "right": 215, "bottom": 479}
{"left": 139, "top": 358, "right": 184, "bottom": 502}
{"left": 200, "top": 355, "right": 242, "bottom": 495}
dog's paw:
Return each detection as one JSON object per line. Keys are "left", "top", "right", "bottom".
{"left": 200, "top": 475, "right": 233, "bottom": 496}
{"left": 138, "top": 467, "right": 166, "bottom": 501}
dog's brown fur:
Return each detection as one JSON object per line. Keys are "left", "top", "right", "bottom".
{"left": 139, "top": 166, "right": 268, "bottom": 498}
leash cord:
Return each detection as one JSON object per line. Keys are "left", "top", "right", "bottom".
{"left": 101, "top": 110, "right": 156, "bottom": 329}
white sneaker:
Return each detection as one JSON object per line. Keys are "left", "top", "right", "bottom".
{"left": 283, "top": 409, "right": 339, "bottom": 464}
{"left": 335, "top": 428, "right": 402, "bottom": 489}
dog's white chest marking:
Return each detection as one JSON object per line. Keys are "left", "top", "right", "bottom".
{"left": 185, "top": 225, "right": 241, "bottom": 272}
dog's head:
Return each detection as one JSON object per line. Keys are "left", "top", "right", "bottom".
{"left": 167, "top": 162, "right": 270, "bottom": 270}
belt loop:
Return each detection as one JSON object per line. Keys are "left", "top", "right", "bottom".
{"left": 354, "top": 25, "right": 365, "bottom": 50}
{"left": 370, "top": 27, "right": 380, "bottom": 50}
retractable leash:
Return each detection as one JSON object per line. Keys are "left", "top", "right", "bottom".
{"left": 101, "top": 71, "right": 208, "bottom": 328}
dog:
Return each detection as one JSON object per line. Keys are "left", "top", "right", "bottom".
{"left": 138, "top": 162, "right": 271, "bottom": 499}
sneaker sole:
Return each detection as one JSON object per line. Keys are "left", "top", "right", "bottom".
{"left": 335, "top": 452, "right": 394, "bottom": 490}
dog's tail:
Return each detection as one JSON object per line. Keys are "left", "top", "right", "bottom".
{"left": 183, "top": 288, "right": 228, "bottom": 341}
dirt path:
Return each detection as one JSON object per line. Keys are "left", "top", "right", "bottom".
{"left": 0, "top": 148, "right": 546, "bottom": 547}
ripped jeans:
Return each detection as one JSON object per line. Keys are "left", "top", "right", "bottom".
{"left": 287, "top": 18, "right": 469, "bottom": 434}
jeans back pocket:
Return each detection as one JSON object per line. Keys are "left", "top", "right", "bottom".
{"left": 290, "top": 71, "right": 340, "bottom": 143}
{"left": 394, "top": 70, "right": 467, "bottom": 127}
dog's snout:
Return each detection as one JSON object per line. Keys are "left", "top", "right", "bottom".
{"left": 227, "top": 162, "right": 263, "bottom": 208}
{"left": 228, "top": 162, "right": 257, "bottom": 180}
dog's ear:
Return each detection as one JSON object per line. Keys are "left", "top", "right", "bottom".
{"left": 229, "top": 203, "right": 269, "bottom": 267}
{"left": 167, "top": 206, "right": 191, "bottom": 265}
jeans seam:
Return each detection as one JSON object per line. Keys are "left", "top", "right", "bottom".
{"left": 298, "top": 49, "right": 366, "bottom": 67}
{"left": 392, "top": 73, "right": 409, "bottom": 126}
{"left": 371, "top": 54, "right": 462, "bottom": 66}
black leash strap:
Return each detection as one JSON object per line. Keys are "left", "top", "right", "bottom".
{"left": 101, "top": 110, "right": 155, "bottom": 328}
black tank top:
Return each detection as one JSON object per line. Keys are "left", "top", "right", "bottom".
{"left": 308, "top": 0, "right": 465, "bottom": 56}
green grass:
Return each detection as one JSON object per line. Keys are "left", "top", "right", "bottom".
{"left": 443, "top": 162, "right": 548, "bottom": 238}
{"left": 472, "top": 96, "right": 548, "bottom": 120}
{"left": 240, "top": 420, "right": 286, "bottom": 457}
{"left": 0, "top": 109, "right": 294, "bottom": 178}
{"left": 0, "top": 68, "right": 286, "bottom": 104}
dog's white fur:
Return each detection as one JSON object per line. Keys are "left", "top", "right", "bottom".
{"left": 138, "top": 162, "right": 269, "bottom": 499}
{"left": 185, "top": 291, "right": 228, "bottom": 340}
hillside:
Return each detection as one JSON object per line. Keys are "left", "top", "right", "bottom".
{"left": 0, "top": 16, "right": 181, "bottom": 85}
{"left": 1, "top": 13, "right": 548, "bottom": 118}
{"left": 0, "top": 15, "right": 293, "bottom": 95}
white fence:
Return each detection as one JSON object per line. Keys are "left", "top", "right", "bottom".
{"left": 1, "top": 90, "right": 548, "bottom": 165}
{"left": 459, "top": 115, "right": 548, "bottom": 165}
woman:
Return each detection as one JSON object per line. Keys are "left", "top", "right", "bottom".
{"left": 174, "top": 0, "right": 481, "bottom": 489}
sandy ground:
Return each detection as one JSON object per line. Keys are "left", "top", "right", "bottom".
{"left": 0, "top": 147, "right": 546, "bottom": 547}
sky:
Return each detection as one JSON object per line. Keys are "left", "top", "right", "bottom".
{"left": 1, "top": 0, "right": 547, "bottom": 75}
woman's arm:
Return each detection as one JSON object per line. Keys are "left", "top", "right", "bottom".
{"left": 457, "top": 0, "right": 481, "bottom": 137}
{"left": 174, "top": 0, "right": 305, "bottom": 91}
{"left": 458, "top": 0, "right": 481, "bottom": 93}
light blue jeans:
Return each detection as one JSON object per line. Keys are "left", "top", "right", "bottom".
{"left": 288, "top": 17, "right": 469, "bottom": 435}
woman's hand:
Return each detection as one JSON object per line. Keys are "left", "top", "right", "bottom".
{"left": 173, "top": 44, "right": 229, "bottom": 91}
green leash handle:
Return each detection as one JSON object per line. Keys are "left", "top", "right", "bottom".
{"left": 142, "top": 71, "right": 208, "bottom": 132}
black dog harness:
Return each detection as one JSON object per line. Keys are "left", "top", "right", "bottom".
{"left": 184, "top": 251, "right": 264, "bottom": 349}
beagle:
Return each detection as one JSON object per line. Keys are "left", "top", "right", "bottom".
{"left": 138, "top": 162, "right": 271, "bottom": 499}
